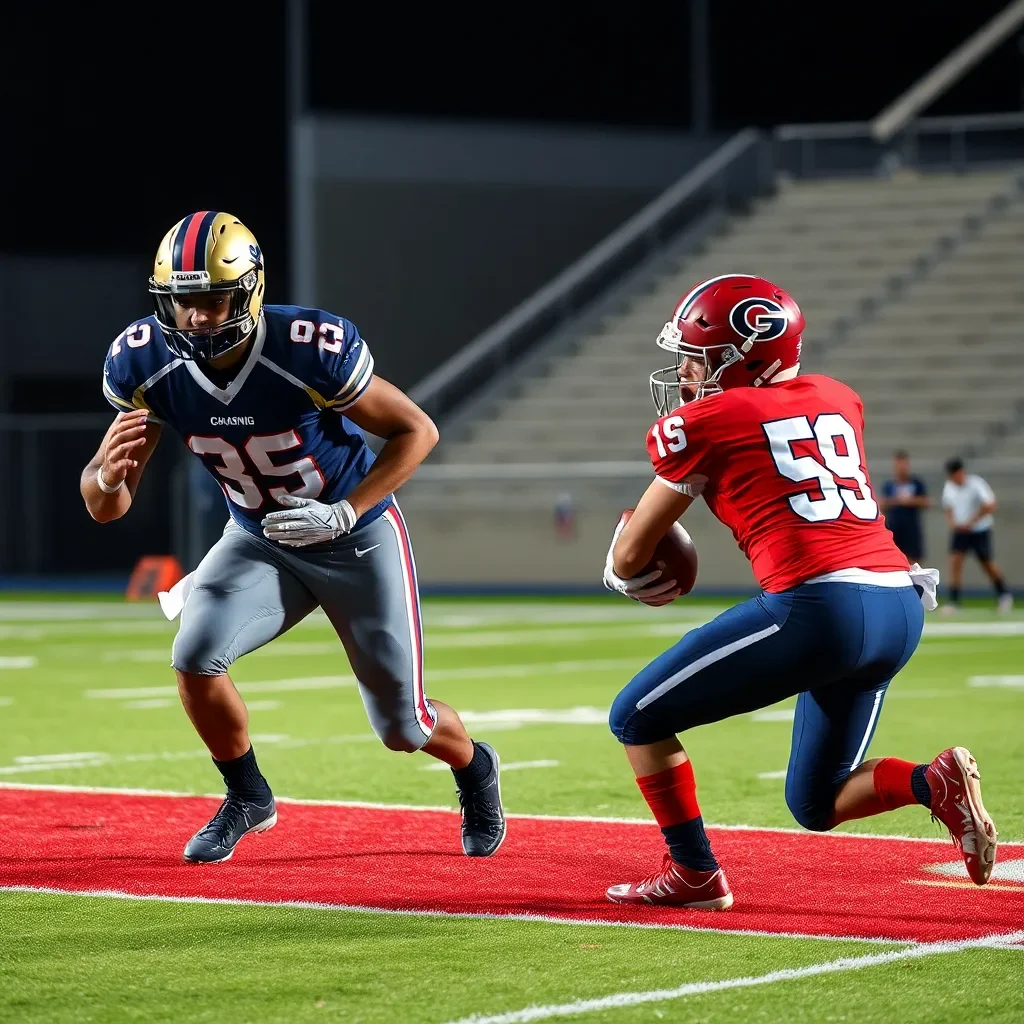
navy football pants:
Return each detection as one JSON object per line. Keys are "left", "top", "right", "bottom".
{"left": 609, "top": 582, "right": 924, "bottom": 831}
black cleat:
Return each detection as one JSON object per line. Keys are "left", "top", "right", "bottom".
{"left": 182, "top": 794, "right": 277, "bottom": 864}
{"left": 456, "top": 742, "right": 506, "bottom": 857}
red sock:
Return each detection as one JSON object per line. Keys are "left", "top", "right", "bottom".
{"left": 872, "top": 758, "right": 919, "bottom": 811}
{"left": 636, "top": 760, "right": 702, "bottom": 826}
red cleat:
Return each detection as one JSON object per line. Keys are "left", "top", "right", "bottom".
{"left": 925, "top": 747, "right": 997, "bottom": 885}
{"left": 606, "top": 855, "right": 734, "bottom": 909}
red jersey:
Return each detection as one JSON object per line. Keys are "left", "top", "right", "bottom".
{"left": 646, "top": 374, "right": 909, "bottom": 592}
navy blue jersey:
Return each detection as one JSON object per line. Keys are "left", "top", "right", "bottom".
{"left": 881, "top": 477, "right": 927, "bottom": 539}
{"left": 102, "top": 305, "right": 389, "bottom": 536}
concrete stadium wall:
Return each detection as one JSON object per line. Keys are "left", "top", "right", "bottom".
{"left": 400, "top": 461, "right": 1024, "bottom": 595}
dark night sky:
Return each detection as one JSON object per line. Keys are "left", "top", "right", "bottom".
{"left": 3, "top": 0, "right": 1021, "bottom": 297}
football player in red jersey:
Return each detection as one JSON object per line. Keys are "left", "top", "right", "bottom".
{"left": 602, "top": 274, "right": 997, "bottom": 909}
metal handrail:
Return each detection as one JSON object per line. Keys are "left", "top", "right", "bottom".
{"left": 775, "top": 110, "right": 1024, "bottom": 142}
{"left": 872, "top": 0, "right": 1024, "bottom": 142}
{"left": 773, "top": 110, "right": 1024, "bottom": 179}
{"left": 409, "top": 128, "right": 768, "bottom": 421}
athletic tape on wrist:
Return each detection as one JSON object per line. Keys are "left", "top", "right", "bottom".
{"left": 96, "top": 467, "right": 124, "bottom": 493}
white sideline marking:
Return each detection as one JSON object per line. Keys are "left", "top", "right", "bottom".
{"left": 923, "top": 622, "right": 1024, "bottom": 637}
{"left": 120, "top": 697, "right": 288, "bottom": 711}
{"left": 968, "top": 675, "right": 1024, "bottom": 689}
{"left": 84, "top": 660, "right": 644, "bottom": 701}
{"left": 0, "top": 885, "right": 909, "bottom": 944}
{"left": 423, "top": 605, "right": 718, "bottom": 629}
{"left": 749, "top": 710, "right": 795, "bottom": 722}
{"left": 0, "top": 734, "right": 377, "bottom": 776}
{"left": 0, "top": 622, "right": 174, "bottom": 640}
{"left": 757, "top": 770, "right": 787, "bottom": 780}
{"left": 460, "top": 708, "right": 606, "bottom": 727}
{"left": 4, "top": 781, "right": 1024, "bottom": 850}
{"left": 422, "top": 759, "right": 560, "bottom": 773}
{"left": 14, "top": 753, "right": 104, "bottom": 764}
{"left": 443, "top": 932, "right": 1024, "bottom": 1024}
{"left": 97, "top": 623, "right": 707, "bottom": 664}
{"left": 0, "top": 697, "right": 12, "bottom": 707}
{"left": 0, "top": 656, "right": 36, "bottom": 669}
{"left": 13, "top": 609, "right": 1023, "bottom": 644}
{"left": 0, "top": 602, "right": 164, "bottom": 621}
{"left": 86, "top": 676, "right": 358, "bottom": 699}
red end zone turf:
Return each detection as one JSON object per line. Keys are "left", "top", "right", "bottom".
{"left": 2, "top": 787, "right": 1021, "bottom": 943}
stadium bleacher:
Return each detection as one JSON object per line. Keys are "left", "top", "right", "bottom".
{"left": 402, "top": 168, "right": 1024, "bottom": 589}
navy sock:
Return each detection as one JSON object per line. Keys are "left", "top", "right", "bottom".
{"left": 662, "top": 816, "right": 719, "bottom": 872}
{"left": 950, "top": 586, "right": 961, "bottom": 605}
{"left": 453, "top": 741, "right": 493, "bottom": 790}
{"left": 910, "top": 764, "right": 931, "bottom": 808}
{"left": 993, "top": 576, "right": 1007, "bottom": 597}
{"left": 213, "top": 746, "right": 272, "bottom": 802}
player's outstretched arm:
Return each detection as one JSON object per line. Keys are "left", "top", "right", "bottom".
{"left": 339, "top": 376, "right": 439, "bottom": 516}
{"left": 613, "top": 478, "right": 694, "bottom": 579}
{"left": 80, "top": 409, "right": 163, "bottom": 523}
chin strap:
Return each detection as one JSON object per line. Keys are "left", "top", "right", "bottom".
{"left": 758, "top": 362, "right": 800, "bottom": 386}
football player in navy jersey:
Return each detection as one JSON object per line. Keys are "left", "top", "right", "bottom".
{"left": 81, "top": 212, "right": 505, "bottom": 862}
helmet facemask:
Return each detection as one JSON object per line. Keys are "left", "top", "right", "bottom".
{"left": 649, "top": 318, "right": 744, "bottom": 415}
{"left": 150, "top": 268, "right": 261, "bottom": 362}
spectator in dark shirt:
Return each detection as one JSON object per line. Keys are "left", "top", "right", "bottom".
{"left": 880, "top": 450, "right": 929, "bottom": 563}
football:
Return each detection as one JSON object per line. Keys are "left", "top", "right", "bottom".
{"left": 618, "top": 509, "right": 698, "bottom": 596}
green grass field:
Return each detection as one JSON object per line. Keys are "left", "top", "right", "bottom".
{"left": 1, "top": 595, "right": 1022, "bottom": 1023}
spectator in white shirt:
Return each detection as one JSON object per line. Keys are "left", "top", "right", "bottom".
{"left": 941, "top": 458, "right": 1012, "bottom": 614}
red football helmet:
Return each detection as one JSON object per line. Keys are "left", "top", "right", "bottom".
{"left": 650, "top": 274, "right": 805, "bottom": 414}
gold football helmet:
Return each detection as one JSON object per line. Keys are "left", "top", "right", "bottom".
{"left": 149, "top": 212, "right": 265, "bottom": 361}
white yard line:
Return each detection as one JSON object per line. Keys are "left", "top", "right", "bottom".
{"left": 442, "top": 932, "right": 1024, "bottom": 1024}
{"left": 0, "top": 656, "right": 36, "bottom": 668}
{"left": 0, "top": 884, "right": 912, "bottom": 944}
{"left": 422, "top": 759, "right": 560, "bottom": 773}
{"left": 968, "top": 676, "right": 1024, "bottom": 688}
{"left": 4, "top": 781, "right": 1023, "bottom": 849}
{"left": 749, "top": 710, "right": 795, "bottom": 722}
{"left": 0, "top": 697, "right": 13, "bottom": 707}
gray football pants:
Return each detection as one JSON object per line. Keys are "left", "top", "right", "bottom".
{"left": 171, "top": 504, "right": 436, "bottom": 752}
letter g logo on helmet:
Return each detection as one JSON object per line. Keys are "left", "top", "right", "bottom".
{"left": 728, "top": 297, "right": 788, "bottom": 342}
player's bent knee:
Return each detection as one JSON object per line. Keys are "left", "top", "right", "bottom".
{"left": 785, "top": 784, "right": 835, "bottom": 833}
{"left": 171, "top": 628, "right": 233, "bottom": 678}
{"left": 608, "top": 689, "right": 638, "bottom": 744}
{"left": 375, "top": 722, "right": 428, "bottom": 754}
{"left": 609, "top": 689, "right": 674, "bottom": 746}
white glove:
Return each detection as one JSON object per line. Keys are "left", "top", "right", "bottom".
{"left": 261, "top": 495, "right": 357, "bottom": 548}
{"left": 602, "top": 519, "right": 681, "bottom": 606}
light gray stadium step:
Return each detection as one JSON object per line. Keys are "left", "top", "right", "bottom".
{"left": 436, "top": 167, "right": 1024, "bottom": 497}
